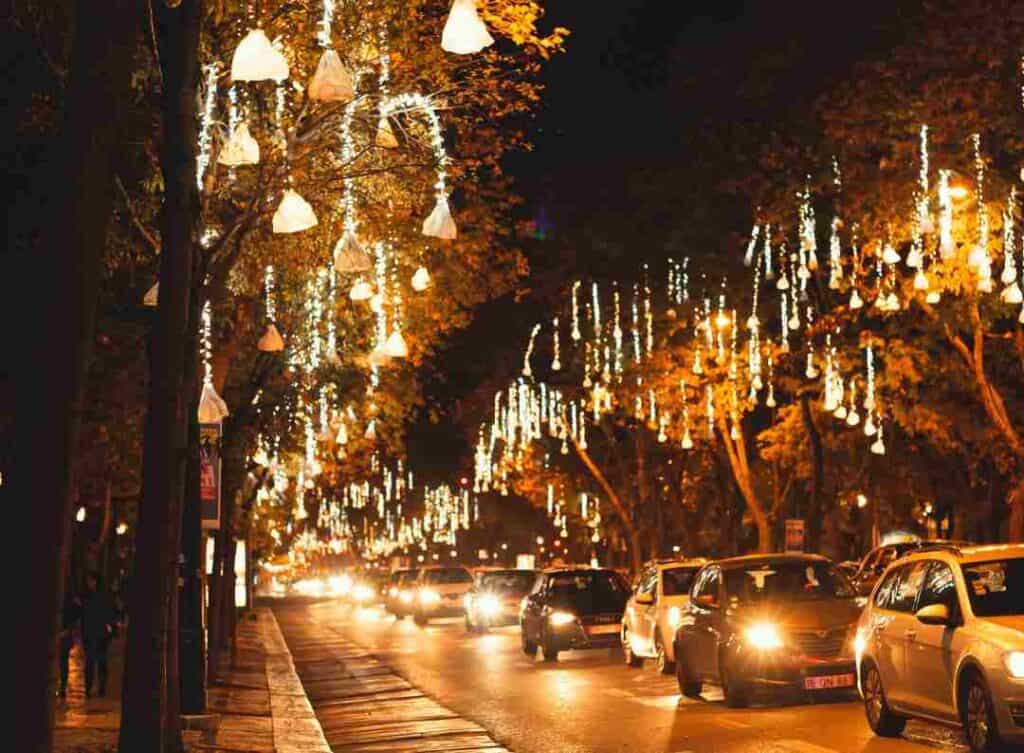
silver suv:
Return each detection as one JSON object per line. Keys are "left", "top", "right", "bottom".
{"left": 855, "top": 544, "right": 1024, "bottom": 752}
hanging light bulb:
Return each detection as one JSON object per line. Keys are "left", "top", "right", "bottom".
{"left": 198, "top": 381, "right": 230, "bottom": 423}
{"left": 440, "top": 0, "right": 494, "bottom": 55}
{"left": 370, "top": 293, "right": 384, "bottom": 313}
{"left": 913, "top": 270, "right": 929, "bottom": 291}
{"left": 422, "top": 195, "right": 457, "bottom": 239}
{"left": 375, "top": 115, "right": 399, "bottom": 148}
{"left": 864, "top": 414, "right": 877, "bottom": 437}
{"left": 272, "top": 189, "right": 317, "bottom": 233}
{"left": 849, "top": 290, "right": 863, "bottom": 310}
{"left": 231, "top": 29, "right": 289, "bottom": 82}
{"left": 143, "top": 281, "right": 159, "bottom": 307}
{"left": 411, "top": 266, "right": 431, "bottom": 291}
{"left": 925, "top": 290, "right": 942, "bottom": 304}
{"left": 384, "top": 330, "right": 408, "bottom": 358}
{"left": 905, "top": 246, "right": 923, "bottom": 269}
{"left": 218, "top": 122, "right": 260, "bottom": 166}
{"left": 76, "top": 506, "right": 86, "bottom": 523}
{"left": 335, "top": 422, "right": 348, "bottom": 445}
{"left": 833, "top": 403, "right": 847, "bottom": 421}
{"left": 258, "top": 323, "right": 284, "bottom": 352}
{"left": 681, "top": 427, "right": 694, "bottom": 450}
{"left": 871, "top": 424, "right": 886, "bottom": 455}
{"left": 1002, "top": 281, "right": 1024, "bottom": 304}
{"left": 349, "top": 279, "right": 373, "bottom": 301}
{"left": 308, "top": 49, "right": 354, "bottom": 102}
{"left": 881, "top": 243, "right": 901, "bottom": 265}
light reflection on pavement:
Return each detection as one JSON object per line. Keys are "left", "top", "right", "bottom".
{"left": 303, "top": 600, "right": 968, "bottom": 753}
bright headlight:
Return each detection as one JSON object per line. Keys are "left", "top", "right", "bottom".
{"left": 419, "top": 588, "right": 441, "bottom": 605}
{"left": 548, "top": 610, "right": 576, "bottom": 627}
{"left": 399, "top": 590, "right": 413, "bottom": 604}
{"left": 853, "top": 628, "right": 868, "bottom": 659}
{"left": 478, "top": 594, "right": 501, "bottom": 617}
{"left": 352, "top": 585, "right": 374, "bottom": 602}
{"left": 1006, "top": 651, "right": 1024, "bottom": 678}
{"left": 668, "top": 606, "right": 682, "bottom": 628}
{"left": 744, "top": 622, "right": 784, "bottom": 650}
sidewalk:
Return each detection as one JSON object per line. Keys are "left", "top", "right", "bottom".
{"left": 53, "top": 609, "right": 329, "bottom": 753}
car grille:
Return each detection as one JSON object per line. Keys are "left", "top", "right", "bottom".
{"left": 791, "top": 627, "right": 848, "bottom": 658}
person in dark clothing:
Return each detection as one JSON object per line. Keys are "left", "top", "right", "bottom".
{"left": 80, "top": 573, "right": 116, "bottom": 697}
{"left": 58, "top": 587, "right": 81, "bottom": 697}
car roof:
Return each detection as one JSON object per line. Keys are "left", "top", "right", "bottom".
{"left": 652, "top": 558, "right": 707, "bottom": 570}
{"left": 712, "top": 553, "right": 831, "bottom": 570}
{"left": 901, "top": 543, "right": 1024, "bottom": 565}
{"left": 541, "top": 566, "right": 615, "bottom": 575}
{"left": 420, "top": 565, "right": 471, "bottom": 572}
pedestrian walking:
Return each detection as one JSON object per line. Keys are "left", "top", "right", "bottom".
{"left": 80, "top": 572, "right": 116, "bottom": 697}
{"left": 58, "top": 586, "right": 80, "bottom": 697}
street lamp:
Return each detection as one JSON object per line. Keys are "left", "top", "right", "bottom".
{"left": 75, "top": 506, "right": 86, "bottom": 523}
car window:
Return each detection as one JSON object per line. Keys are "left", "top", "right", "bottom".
{"left": 662, "top": 566, "right": 699, "bottom": 596}
{"left": 888, "top": 561, "right": 929, "bottom": 612}
{"left": 917, "top": 561, "right": 958, "bottom": 612}
{"left": 480, "top": 570, "right": 535, "bottom": 593}
{"left": 961, "top": 558, "right": 1023, "bottom": 617}
{"left": 545, "top": 571, "right": 629, "bottom": 611}
{"left": 639, "top": 570, "right": 657, "bottom": 596}
{"left": 425, "top": 568, "right": 472, "bottom": 584}
{"left": 722, "top": 560, "right": 856, "bottom": 603}
{"left": 873, "top": 566, "right": 902, "bottom": 608}
{"left": 692, "top": 567, "right": 720, "bottom": 605}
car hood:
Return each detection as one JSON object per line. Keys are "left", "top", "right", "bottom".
{"left": 974, "top": 615, "right": 1024, "bottom": 648}
{"left": 729, "top": 598, "right": 862, "bottom": 630}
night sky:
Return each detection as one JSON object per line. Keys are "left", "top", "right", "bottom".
{"left": 408, "top": 0, "right": 903, "bottom": 479}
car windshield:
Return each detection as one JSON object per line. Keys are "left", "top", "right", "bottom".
{"left": 724, "top": 561, "right": 856, "bottom": 603}
{"left": 961, "top": 558, "right": 1023, "bottom": 617}
{"left": 662, "top": 567, "right": 699, "bottom": 596}
{"left": 546, "top": 571, "right": 629, "bottom": 613}
{"left": 481, "top": 570, "right": 535, "bottom": 594}
{"left": 425, "top": 568, "right": 473, "bottom": 585}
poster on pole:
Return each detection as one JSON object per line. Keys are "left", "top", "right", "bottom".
{"left": 784, "top": 519, "right": 805, "bottom": 552}
{"left": 200, "top": 423, "right": 222, "bottom": 530}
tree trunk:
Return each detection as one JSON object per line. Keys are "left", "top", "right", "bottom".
{"left": 800, "top": 391, "right": 825, "bottom": 551}
{"left": 13, "top": 1, "right": 139, "bottom": 751}
{"left": 718, "top": 418, "right": 771, "bottom": 553}
{"left": 179, "top": 407, "right": 206, "bottom": 712}
{"left": 1008, "top": 478, "right": 1024, "bottom": 543}
{"left": 119, "top": 2, "right": 201, "bottom": 752}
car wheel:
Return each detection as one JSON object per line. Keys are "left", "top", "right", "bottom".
{"left": 655, "top": 631, "right": 674, "bottom": 675}
{"left": 675, "top": 645, "right": 702, "bottom": 698}
{"left": 622, "top": 628, "right": 643, "bottom": 667}
{"left": 721, "top": 659, "right": 750, "bottom": 708}
{"left": 521, "top": 628, "right": 537, "bottom": 656}
{"left": 541, "top": 631, "right": 560, "bottom": 662}
{"left": 862, "top": 660, "right": 906, "bottom": 737}
{"left": 961, "top": 671, "right": 1003, "bottom": 753}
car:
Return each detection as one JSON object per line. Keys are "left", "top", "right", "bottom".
{"left": 351, "top": 571, "right": 387, "bottom": 604}
{"left": 850, "top": 538, "right": 967, "bottom": 596}
{"left": 464, "top": 568, "right": 537, "bottom": 632}
{"left": 855, "top": 544, "right": 1024, "bottom": 753}
{"left": 384, "top": 568, "right": 419, "bottom": 619}
{"left": 673, "top": 553, "right": 862, "bottom": 707}
{"left": 520, "top": 567, "right": 630, "bottom": 662}
{"left": 412, "top": 566, "right": 475, "bottom": 625}
{"left": 622, "top": 558, "right": 707, "bottom": 674}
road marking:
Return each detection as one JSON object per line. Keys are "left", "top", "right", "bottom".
{"left": 711, "top": 717, "right": 752, "bottom": 729}
{"left": 775, "top": 739, "right": 840, "bottom": 753}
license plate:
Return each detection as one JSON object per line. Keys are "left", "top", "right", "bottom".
{"left": 586, "top": 624, "right": 619, "bottom": 635}
{"left": 804, "top": 673, "right": 855, "bottom": 690}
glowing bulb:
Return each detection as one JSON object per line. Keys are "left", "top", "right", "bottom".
{"left": 913, "top": 270, "right": 929, "bottom": 291}
{"left": 411, "top": 266, "right": 431, "bottom": 291}
{"left": 231, "top": 29, "right": 289, "bottom": 83}
{"left": 849, "top": 290, "right": 863, "bottom": 309}
{"left": 882, "top": 243, "right": 901, "bottom": 265}
{"left": 441, "top": 0, "right": 494, "bottom": 54}
{"left": 75, "top": 506, "right": 86, "bottom": 523}
{"left": 1002, "top": 282, "right": 1023, "bottom": 305}
{"left": 272, "top": 189, "right": 317, "bottom": 234}
{"left": 384, "top": 330, "right": 408, "bottom": 358}
{"left": 349, "top": 279, "right": 373, "bottom": 301}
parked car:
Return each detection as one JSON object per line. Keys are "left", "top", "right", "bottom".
{"left": 384, "top": 568, "right": 419, "bottom": 619}
{"left": 520, "top": 567, "right": 630, "bottom": 662}
{"left": 673, "top": 553, "right": 861, "bottom": 707}
{"left": 856, "top": 544, "right": 1024, "bottom": 753}
{"left": 412, "top": 566, "right": 475, "bottom": 625}
{"left": 850, "top": 539, "right": 966, "bottom": 596}
{"left": 622, "top": 558, "right": 706, "bottom": 674}
{"left": 464, "top": 568, "right": 537, "bottom": 632}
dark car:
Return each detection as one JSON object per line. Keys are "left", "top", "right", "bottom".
{"left": 673, "top": 554, "right": 862, "bottom": 707}
{"left": 384, "top": 568, "right": 419, "bottom": 619}
{"left": 464, "top": 569, "right": 537, "bottom": 632}
{"left": 850, "top": 539, "right": 966, "bottom": 596}
{"left": 520, "top": 568, "right": 630, "bottom": 662}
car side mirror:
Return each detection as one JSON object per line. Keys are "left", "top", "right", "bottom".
{"left": 694, "top": 594, "right": 718, "bottom": 609}
{"left": 915, "top": 603, "right": 952, "bottom": 626}
{"left": 634, "top": 592, "right": 655, "bottom": 606}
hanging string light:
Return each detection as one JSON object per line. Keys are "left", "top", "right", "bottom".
{"left": 258, "top": 265, "right": 285, "bottom": 352}
{"left": 308, "top": 0, "right": 354, "bottom": 102}
{"left": 744, "top": 224, "right": 761, "bottom": 267}
{"left": 1000, "top": 189, "right": 1022, "bottom": 304}
{"left": 523, "top": 323, "right": 541, "bottom": 378}
{"left": 970, "top": 133, "right": 993, "bottom": 291}
{"left": 198, "top": 300, "right": 229, "bottom": 423}
{"left": 196, "top": 64, "right": 218, "bottom": 191}
{"left": 551, "top": 317, "right": 562, "bottom": 371}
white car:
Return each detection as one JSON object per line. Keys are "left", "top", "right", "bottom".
{"left": 622, "top": 558, "right": 706, "bottom": 673}
{"left": 412, "top": 566, "right": 475, "bottom": 625}
{"left": 856, "top": 544, "right": 1024, "bottom": 753}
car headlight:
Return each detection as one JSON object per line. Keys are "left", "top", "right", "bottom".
{"left": 668, "top": 606, "right": 682, "bottom": 628}
{"left": 352, "top": 585, "right": 374, "bottom": 602}
{"left": 744, "top": 622, "right": 784, "bottom": 650}
{"left": 853, "top": 628, "right": 868, "bottom": 659}
{"left": 548, "top": 610, "right": 576, "bottom": 627}
{"left": 399, "top": 589, "right": 413, "bottom": 603}
{"left": 478, "top": 594, "right": 501, "bottom": 617}
{"left": 1006, "top": 651, "right": 1024, "bottom": 678}
{"left": 419, "top": 588, "right": 441, "bottom": 605}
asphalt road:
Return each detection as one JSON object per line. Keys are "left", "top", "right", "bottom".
{"left": 295, "top": 599, "right": 968, "bottom": 753}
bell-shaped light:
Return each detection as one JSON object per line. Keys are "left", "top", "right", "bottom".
{"left": 375, "top": 115, "right": 399, "bottom": 149}
{"left": 925, "top": 290, "right": 942, "bottom": 304}
{"left": 383, "top": 330, "right": 409, "bottom": 358}
{"left": 849, "top": 290, "right": 863, "bottom": 309}
{"left": 968, "top": 244, "right": 989, "bottom": 268}
{"left": 845, "top": 408, "right": 860, "bottom": 427}
{"left": 940, "top": 236, "right": 955, "bottom": 259}
{"left": 364, "top": 421, "right": 377, "bottom": 441}
{"left": 776, "top": 275, "right": 789, "bottom": 291}
{"left": 257, "top": 323, "right": 284, "bottom": 352}
{"left": 369, "top": 344, "right": 391, "bottom": 367}
{"left": 411, "top": 266, "right": 431, "bottom": 291}
{"left": 441, "top": 0, "right": 494, "bottom": 55}
{"left": 422, "top": 195, "right": 457, "bottom": 239}
{"left": 218, "top": 122, "right": 260, "bottom": 166}
{"left": 881, "top": 243, "right": 901, "bottom": 265}
{"left": 833, "top": 404, "right": 847, "bottom": 420}
{"left": 681, "top": 428, "right": 694, "bottom": 450}
{"left": 913, "top": 270, "right": 929, "bottom": 291}
{"left": 308, "top": 49, "right": 354, "bottom": 102}
{"left": 1002, "top": 281, "right": 1023, "bottom": 305}
{"left": 864, "top": 415, "right": 877, "bottom": 437}
{"left": 349, "top": 279, "right": 373, "bottom": 301}
{"left": 335, "top": 422, "right": 348, "bottom": 445}
{"left": 198, "top": 382, "right": 230, "bottom": 424}
{"left": 369, "top": 293, "right": 385, "bottom": 314}
{"left": 905, "top": 247, "right": 922, "bottom": 268}
{"left": 870, "top": 429, "right": 886, "bottom": 455}
{"left": 333, "top": 231, "right": 372, "bottom": 273}
{"left": 231, "top": 29, "right": 289, "bottom": 82}
{"left": 765, "top": 389, "right": 777, "bottom": 408}
{"left": 143, "top": 281, "right": 159, "bottom": 307}
{"left": 1001, "top": 264, "right": 1018, "bottom": 285}
{"left": 885, "top": 292, "right": 900, "bottom": 311}
{"left": 977, "top": 275, "right": 994, "bottom": 294}
{"left": 272, "top": 189, "right": 317, "bottom": 233}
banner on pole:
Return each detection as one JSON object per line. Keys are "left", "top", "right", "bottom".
{"left": 200, "top": 423, "right": 222, "bottom": 530}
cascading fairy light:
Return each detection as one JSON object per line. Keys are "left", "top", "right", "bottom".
{"left": 571, "top": 281, "right": 582, "bottom": 341}
{"left": 705, "top": 384, "right": 715, "bottom": 438}
{"left": 938, "top": 168, "right": 955, "bottom": 260}
{"left": 765, "top": 346, "right": 776, "bottom": 407}
{"left": 762, "top": 224, "right": 774, "bottom": 280}
{"left": 325, "top": 268, "right": 337, "bottom": 358}
{"left": 744, "top": 224, "right": 761, "bottom": 267}
{"left": 591, "top": 282, "right": 601, "bottom": 338}
{"left": 551, "top": 317, "right": 562, "bottom": 371}
{"left": 522, "top": 323, "right": 541, "bottom": 378}
{"left": 612, "top": 285, "right": 624, "bottom": 376}
{"left": 1000, "top": 188, "right": 1022, "bottom": 304}
{"left": 917, "top": 125, "right": 931, "bottom": 236}
{"left": 679, "top": 379, "right": 693, "bottom": 449}
{"left": 829, "top": 157, "right": 843, "bottom": 289}
{"left": 630, "top": 283, "right": 641, "bottom": 363}
{"left": 798, "top": 179, "right": 817, "bottom": 273}
{"left": 196, "top": 63, "right": 218, "bottom": 192}
{"left": 971, "top": 133, "right": 993, "bottom": 291}
{"left": 643, "top": 268, "right": 653, "bottom": 356}
{"left": 318, "top": 0, "right": 334, "bottom": 47}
